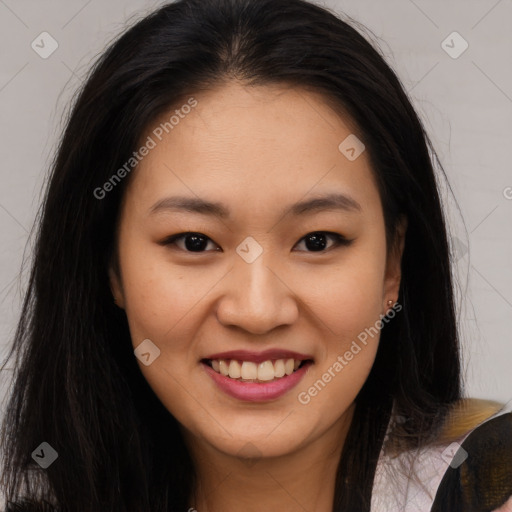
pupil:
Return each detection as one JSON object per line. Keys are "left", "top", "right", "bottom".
{"left": 185, "top": 234, "right": 207, "bottom": 252}
{"left": 183, "top": 232, "right": 328, "bottom": 252}
{"left": 306, "top": 232, "right": 327, "bottom": 251}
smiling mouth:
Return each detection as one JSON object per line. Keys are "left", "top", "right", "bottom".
{"left": 201, "top": 358, "right": 313, "bottom": 383}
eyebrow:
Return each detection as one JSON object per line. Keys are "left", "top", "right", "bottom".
{"left": 148, "top": 193, "right": 362, "bottom": 219}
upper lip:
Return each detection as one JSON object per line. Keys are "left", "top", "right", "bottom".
{"left": 203, "top": 349, "right": 314, "bottom": 364}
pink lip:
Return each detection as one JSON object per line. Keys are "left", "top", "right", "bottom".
{"left": 203, "top": 349, "right": 313, "bottom": 364}
{"left": 201, "top": 360, "right": 313, "bottom": 402}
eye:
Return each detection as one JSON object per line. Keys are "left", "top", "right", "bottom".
{"left": 160, "top": 231, "right": 352, "bottom": 254}
{"left": 293, "top": 231, "right": 353, "bottom": 252}
{"left": 161, "top": 232, "right": 220, "bottom": 253}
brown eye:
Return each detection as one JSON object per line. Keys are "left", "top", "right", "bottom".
{"left": 162, "top": 232, "right": 220, "bottom": 252}
{"left": 294, "top": 232, "right": 352, "bottom": 252}
{"left": 161, "top": 230, "right": 352, "bottom": 254}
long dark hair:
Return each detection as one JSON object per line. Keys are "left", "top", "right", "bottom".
{"left": 0, "top": 0, "right": 462, "bottom": 510}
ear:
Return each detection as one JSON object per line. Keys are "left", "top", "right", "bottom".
{"left": 109, "top": 260, "right": 125, "bottom": 309}
{"left": 382, "top": 215, "right": 407, "bottom": 311}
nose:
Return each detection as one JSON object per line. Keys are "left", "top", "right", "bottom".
{"left": 215, "top": 255, "right": 299, "bottom": 335}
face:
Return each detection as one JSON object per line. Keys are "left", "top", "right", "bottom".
{"left": 110, "top": 81, "right": 405, "bottom": 460}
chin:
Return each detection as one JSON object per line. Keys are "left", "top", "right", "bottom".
{"left": 196, "top": 420, "right": 309, "bottom": 460}
{"left": 219, "top": 436, "right": 301, "bottom": 461}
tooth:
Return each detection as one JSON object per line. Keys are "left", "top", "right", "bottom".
{"left": 228, "top": 360, "right": 241, "bottom": 379}
{"left": 274, "top": 359, "right": 285, "bottom": 378}
{"left": 257, "top": 360, "right": 275, "bottom": 381}
{"left": 241, "top": 361, "right": 258, "bottom": 380}
{"left": 219, "top": 359, "right": 229, "bottom": 376}
{"left": 213, "top": 357, "right": 303, "bottom": 380}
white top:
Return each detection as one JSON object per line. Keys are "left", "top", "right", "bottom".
{"left": 371, "top": 400, "right": 512, "bottom": 511}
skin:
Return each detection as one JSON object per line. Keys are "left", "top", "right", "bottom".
{"left": 110, "top": 81, "right": 406, "bottom": 511}
{"left": 494, "top": 496, "right": 512, "bottom": 512}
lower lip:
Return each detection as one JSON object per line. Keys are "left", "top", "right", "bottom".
{"left": 202, "top": 361, "right": 313, "bottom": 402}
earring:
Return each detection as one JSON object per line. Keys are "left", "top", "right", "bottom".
{"left": 387, "top": 300, "right": 394, "bottom": 307}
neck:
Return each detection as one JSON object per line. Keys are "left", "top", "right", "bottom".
{"left": 184, "top": 403, "right": 355, "bottom": 512}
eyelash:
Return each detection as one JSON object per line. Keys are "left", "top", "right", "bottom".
{"left": 160, "top": 231, "right": 353, "bottom": 253}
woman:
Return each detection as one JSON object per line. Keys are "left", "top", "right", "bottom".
{"left": 1, "top": 0, "right": 510, "bottom": 510}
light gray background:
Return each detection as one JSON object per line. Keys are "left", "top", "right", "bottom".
{"left": 0, "top": 0, "right": 511, "bottom": 425}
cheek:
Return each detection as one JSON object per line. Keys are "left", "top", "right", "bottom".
{"left": 119, "top": 243, "right": 212, "bottom": 343}
{"left": 120, "top": 253, "right": 205, "bottom": 425}
{"left": 298, "top": 243, "right": 386, "bottom": 399}
{"left": 300, "top": 248, "right": 387, "bottom": 339}
{"left": 296, "top": 264, "right": 385, "bottom": 419}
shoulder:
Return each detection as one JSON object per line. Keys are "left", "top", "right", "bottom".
{"left": 431, "top": 399, "right": 512, "bottom": 512}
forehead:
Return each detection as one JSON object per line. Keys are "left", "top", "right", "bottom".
{"left": 124, "top": 81, "right": 381, "bottom": 217}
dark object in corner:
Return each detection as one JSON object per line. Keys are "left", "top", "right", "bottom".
{"left": 431, "top": 412, "right": 512, "bottom": 512}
